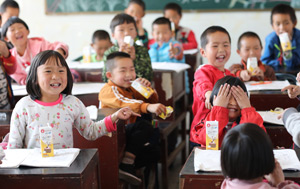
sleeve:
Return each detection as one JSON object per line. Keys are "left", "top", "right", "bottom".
{"left": 40, "top": 38, "right": 69, "bottom": 58}
{"left": 73, "top": 98, "right": 115, "bottom": 141}
{"left": 134, "top": 45, "right": 153, "bottom": 82}
{"left": 283, "top": 108, "right": 300, "bottom": 147}
{"left": 148, "top": 46, "right": 158, "bottom": 63}
{"left": 9, "top": 58, "right": 27, "bottom": 85}
{"left": 229, "top": 63, "right": 244, "bottom": 78}
{"left": 182, "top": 30, "right": 198, "bottom": 50}
{"left": 193, "top": 68, "right": 214, "bottom": 101}
{"left": 2, "top": 53, "right": 17, "bottom": 75}
{"left": 261, "top": 35, "right": 280, "bottom": 67}
{"left": 102, "top": 46, "right": 118, "bottom": 82}
{"left": 192, "top": 106, "right": 229, "bottom": 145}
{"left": 277, "top": 180, "right": 300, "bottom": 189}
{"left": 239, "top": 107, "right": 266, "bottom": 132}
{"left": 264, "top": 65, "right": 277, "bottom": 80}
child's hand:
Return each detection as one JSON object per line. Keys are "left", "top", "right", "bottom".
{"left": 240, "top": 70, "right": 251, "bottom": 81}
{"left": 147, "top": 103, "right": 166, "bottom": 116}
{"left": 281, "top": 85, "right": 300, "bottom": 99}
{"left": 136, "top": 77, "right": 151, "bottom": 87}
{"left": 168, "top": 43, "right": 179, "bottom": 58}
{"left": 205, "top": 91, "right": 212, "bottom": 109}
{"left": 111, "top": 107, "right": 141, "bottom": 123}
{"left": 56, "top": 48, "right": 67, "bottom": 59}
{"left": 0, "top": 41, "right": 10, "bottom": 58}
{"left": 264, "top": 159, "right": 284, "bottom": 186}
{"left": 213, "top": 83, "right": 231, "bottom": 108}
{"left": 119, "top": 43, "right": 136, "bottom": 60}
{"left": 231, "top": 85, "right": 251, "bottom": 109}
{"left": 277, "top": 108, "right": 288, "bottom": 120}
{"left": 252, "top": 67, "right": 264, "bottom": 80}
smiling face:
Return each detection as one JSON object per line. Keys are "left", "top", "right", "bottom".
{"left": 125, "top": 3, "right": 144, "bottom": 21}
{"left": 164, "top": 9, "right": 181, "bottom": 29}
{"left": 272, "top": 13, "right": 296, "bottom": 38}
{"left": 237, "top": 36, "right": 262, "bottom": 63}
{"left": 37, "top": 57, "right": 68, "bottom": 102}
{"left": 152, "top": 24, "right": 172, "bottom": 47}
{"left": 227, "top": 95, "right": 241, "bottom": 122}
{"left": 106, "top": 57, "right": 136, "bottom": 88}
{"left": 112, "top": 22, "right": 137, "bottom": 46}
{"left": 5, "top": 22, "right": 29, "bottom": 49}
{"left": 1, "top": 7, "right": 19, "bottom": 27}
{"left": 201, "top": 31, "right": 231, "bottom": 71}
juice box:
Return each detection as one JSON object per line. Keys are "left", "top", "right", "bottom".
{"left": 159, "top": 106, "right": 173, "bottom": 120}
{"left": 39, "top": 125, "right": 54, "bottom": 157}
{"left": 131, "top": 80, "right": 154, "bottom": 99}
{"left": 279, "top": 33, "right": 292, "bottom": 52}
{"left": 82, "top": 46, "right": 91, "bottom": 63}
{"left": 247, "top": 57, "right": 258, "bottom": 73}
{"left": 124, "top": 36, "right": 134, "bottom": 47}
{"left": 206, "top": 121, "right": 218, "bottom": 150}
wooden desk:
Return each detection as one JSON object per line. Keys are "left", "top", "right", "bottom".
{"left": 179, "top": 148, "right": 300, "bottom": 189}
{"left": 0, "top": 149, "right": 101, "bottom": 189}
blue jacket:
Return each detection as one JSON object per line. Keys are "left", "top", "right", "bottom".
{"left": 261, "top": 28, "right": 300, "bottom": 69}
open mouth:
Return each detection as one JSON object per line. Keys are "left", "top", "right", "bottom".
{"left": 216, "top": 55, "right": 225, "bottom": 62}
{"left": 16, "top": 35, "right": 23, "bottom": 40}
{"left": 50, "top": 83, "right": 61, "bottom": 87}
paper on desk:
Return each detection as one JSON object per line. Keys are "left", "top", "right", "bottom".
{"left": 258, "top": 111, "right": 284, "bottom": 125}
{"left": 67, "top": 61, "right": 104, "bottom": 69}
{"left": 86, "top": 105, "right": 98, "bottom": 120}
{"left": 194, "top": 148, "right": 300, "bottom": 172}
{"left": 245, "top": 80, "right": 290, "bottom": 91}
{"left": 152, "top": 62, "right": 190, "bottom": 73}
{"left": 0, "top": 149, "right": 31, "bottom": 168}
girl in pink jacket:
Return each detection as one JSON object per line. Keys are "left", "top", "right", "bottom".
{"left": 2, "top": 17, "right": 68, "bottom": 85}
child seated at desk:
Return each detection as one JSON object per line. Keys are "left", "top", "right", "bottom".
{"left": 8, "top": 50, "right": 137, "bottom": 149}
{"left": 230, "top": 31, "right": 276, "bottom": 81}
{"left": 102, "top": 13, "right": 153, "bottom": 83}
{"left": 221, "top": 123, "right": 300, "bottom": 189}
{"left": 99, "top": 51, "right": 165, "bottom": 186}
{"left": 261, "top": 4, "right": 300, "bottom": 70}
{"left": 1, "top": 17, "right": 69, "bottom": 85}
{"left": 190, "top": 76, "right": 265, "bottom": 147}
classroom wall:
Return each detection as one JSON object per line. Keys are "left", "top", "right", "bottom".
{"left": 7, "top": 0, "right": 300, "bottom": 68}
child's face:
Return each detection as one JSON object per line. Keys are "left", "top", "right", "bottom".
{"left": 125, "top": 3, "right": 144, "bottom": 21}
{"left": 201, "top": 31, "right": 231, "bottom": 71}
{"left": 107, "top": 57, "right": 136, "bottom": 88}
{"left": 272, "top": 13, "right": 296, "bottom": 38}
{"left": 1, "top": 7, "right": 19, "bottom": 27}
{"left": 91, "top": 39, "right": 112, "bottom": 58}
{"left": 164, "top": 9, "right": 181, "bottom": 29}
{"left": 37, "top": 58, "right": 68, "bottom": 102}
{"left": 112, "top": 22, "right": 137, "bottom": 46}
{"left": 227, "top": 95, "right": 241, "bottom": 122}
{"left": 5, "top": 23, "right": 29, "bottom": 48}
{"left": 152, "top": 24, "right": 173, "bottom": 47}
{"left": 237, "top": 37, "right": 262, "bottom": 63}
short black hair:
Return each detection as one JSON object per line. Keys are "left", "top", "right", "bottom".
{"left": 237, "top": 31, "right": 262, "bottom": 50}
{"left": 271, "top": 4, "right": 297, "bottom": 24}
{"left": 0, "top": 0, "right": 19, "bottom": 14}
{"left": 128, "top": 0, "right": 145, "bottom": 11}
{"left": 2, "top": 16, "right": 28, "bottom": 39}
{"left": 26, "top": 50, "right": 73, "bottom": 100}
{"left": 163, "top": 2, "right": 182, "bottom": 17}
{"left": 152, "top": 17, "right": 171, "bottom": 30}
{"left": 91, "top": 30, "right": 111, "bottom": 44}
{"left": 200, "top": 26, "right": 231, "bottom": 48}
{"left": 106, "top": 51, "right": 131, "bottom": 72}
{"left": 110, "top": 13, "right": 137, "bottom": 33}
{"left": 221, "top": 123, "right": 274, "bottom": 180}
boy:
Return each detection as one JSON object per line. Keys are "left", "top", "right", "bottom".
{"left": 125, "top": 0, "right": 148, "bottom": 47}
{"left": 163, "top": 2, "right": 198, "bottom": 50}
{"left": 190, "top": 26, "right": 234, "bottom": 146}
{"left": 102, "top": 13, "right": 153, "bottom": 83}
{"left": 261, "top": 4, "right": 300, "bottom": 69}
{"left": 81, "top": 30, "right": 112, "bottom": 62}
{"left": 230, "top": 31, "right": 276, "bottom": 81}
{"left": 99, "top": 52, "right": 165, "bottom": 185}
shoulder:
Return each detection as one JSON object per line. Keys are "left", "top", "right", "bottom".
{"left": 29, "top": 37, "right": 46, "bottom": 43}
{"left": 14, "top": 96, "right": 34, "bottom": 109}
{"left": 134, "top": 44, "right": 148, "bottom": 52}
{"left": 265, "top": 32, "right": 278, "bottom": 42}
{"left": 178, "top": 26, "right": 192, "bottom": 33}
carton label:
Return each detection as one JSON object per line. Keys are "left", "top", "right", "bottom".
{"left": 131, "top": 80, "right": 154, "bottom": 99}
{"left": 40, "top": 127, "right": 54, "bottom": 157}
{"left": 206, "top": 121, "right": 219, "bottom": 150}
{"left": 247, "top": 57, "right": 258, "bottom": 73}
{"left": 279, "top": 33, "right": 292, "bottom": 52}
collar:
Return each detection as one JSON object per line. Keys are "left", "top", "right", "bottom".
{"left": 34, "top": 94, "right": 63, "bottom": 106}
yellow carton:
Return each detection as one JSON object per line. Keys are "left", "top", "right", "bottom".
{"left": 82, "top": 46, "right": 91, "bottom": 63}
{"left": 131, "top": 80, "right": 154, "bottom": 99}
{"left": 39, "top": 125, "right": 54, "bottom": 157}
{"left": 159, "top": 106, "right": 173, "bottom": 120}
{"left": 279, "top": 33, "right": 292, "bottom": 52}
{"left": 206, "top": 121, "right": 218, "bottom": 150}
{"left": 247, "top": 57, "right": 258, "bottom": 74}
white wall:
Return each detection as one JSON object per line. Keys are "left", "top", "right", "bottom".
{"left": 7, "top": 0, "right": 300, "bottom": 68}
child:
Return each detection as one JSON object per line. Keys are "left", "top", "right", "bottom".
{"left": 0, "top": 0, "right": 19, "bottom": 27}
{"left": 230, "top": 31, "right": 276, "bottom": 81}
{"left": 149, "top": 17, "right": 189, "bottom": 93}
{"left": 191, "top": 26, "right": 234, "bottom": 144}
{"left": 82, "top": 30, "right": 112, "bottom": 62}
{"left": 99, "top": 51, "right": 165, "bottom": 185}
{"left": 221, "top": 123, "right": 300, "bottom": 188}
{"left": 8, "top": 50, "right": 138, "bottom": 149}
{"left": 261, "top": 4, "right": 300, "bottom": 69}
{"left": 102, "top": 13, "right": 153, "bottom": 83}
{"left": 125, "top": 0, "right": 148, "bottom": 47}
{"left": 163, "top": 2, "right": 198, "bottom": 50}
{"left": 2, "top": 17, "right": 69, "bottom": 85}
{"left": 190, "top": 76, "right": 265, "bottom": 147}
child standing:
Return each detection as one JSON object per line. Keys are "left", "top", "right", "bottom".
{"left": 191, "top": 26, "right": 234, "bottom": 144}
{"left": 99, "top": 52, "right": 165, "bottom": 185}
{"left": 8, "top": 50, "right": 137, "bottom": 149}
{"left": 190, "top": 76, "right": 265, "bottom": 147}
{"left": 125, "top": 0, "right": 148, "bottom": 47}
{"left": 221, "top": 123, "right": 300, "bottom": 189}
{"left": 163, "top": 2, "right": 198, "bottom": 50}
{"left": 102, "top": 13, "right": 152, "bottom": 83}
{"left": 261, "top": 4, "right": 300, "bottom": 69}
{"left": 230, "top": 31, "right": 276, "bottom": 81}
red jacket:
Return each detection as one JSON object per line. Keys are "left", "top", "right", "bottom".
{"left": 175, "top": 26, "right": 198, "bottom": 50}
{"left": 190, "top": 106, "right": 266, "bottom": 146}
{"left": 191, "top": 64, "right": 234, "bottom": 140}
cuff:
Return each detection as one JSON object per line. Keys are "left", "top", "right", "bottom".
{"left": 283, "top": 108, "right": 298, "bottom": 125}
{"left": 236, "top": 70, "right": 241, "bottom": 78}
{"left": 141, "top": 103, "right": 149, "bottom": 113}
{"left": 104, "top": 115, "right": 116, "bottom": 132}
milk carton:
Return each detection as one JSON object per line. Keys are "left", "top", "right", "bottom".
{"left": 39, "top": 125, "right": 54, "bottom": 157}
{"left": 159, "top": 106, "right": 173, "bottom": 120}
{"left": 206, "top": 121, "right": 218, "bottom": 150}
{"left": 131, "top": 79, "right": 154, "bottom": 99}
{"left": 124, "top": 36, "right": 134, "bottom": 47}
{"left": 82, "top": 46, "right": 91, "bottom": 63}
{"left": 247, "top": 57, "right": 258, "bottom": 74}
{"left": 279, "top": 32, "right": 292, "bottom": 60}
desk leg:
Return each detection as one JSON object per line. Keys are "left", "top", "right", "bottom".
{"left": 161, "top": 135, "right": 169, "bottom": 189}
{"left": 181, "top": 118, "right": 187, "bottom": 165}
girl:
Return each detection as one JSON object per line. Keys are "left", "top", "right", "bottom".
{"left": 8, "top": 50, "right": 138, "bottom": 149}
{"left": 221, "top": 123, "right": 300, "bottom": 188}
{"left": 190, "top": 75, "right": 265, "bottom": 147}
{"left": 2, "top": 17, "right": 69, "bottom": 85}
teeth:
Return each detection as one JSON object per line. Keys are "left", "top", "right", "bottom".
{"left": 50, "top": 83, "right": 60, "bottom": 87}
{"left": 217, "top": 56, "right": 225, "bottom": 59}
